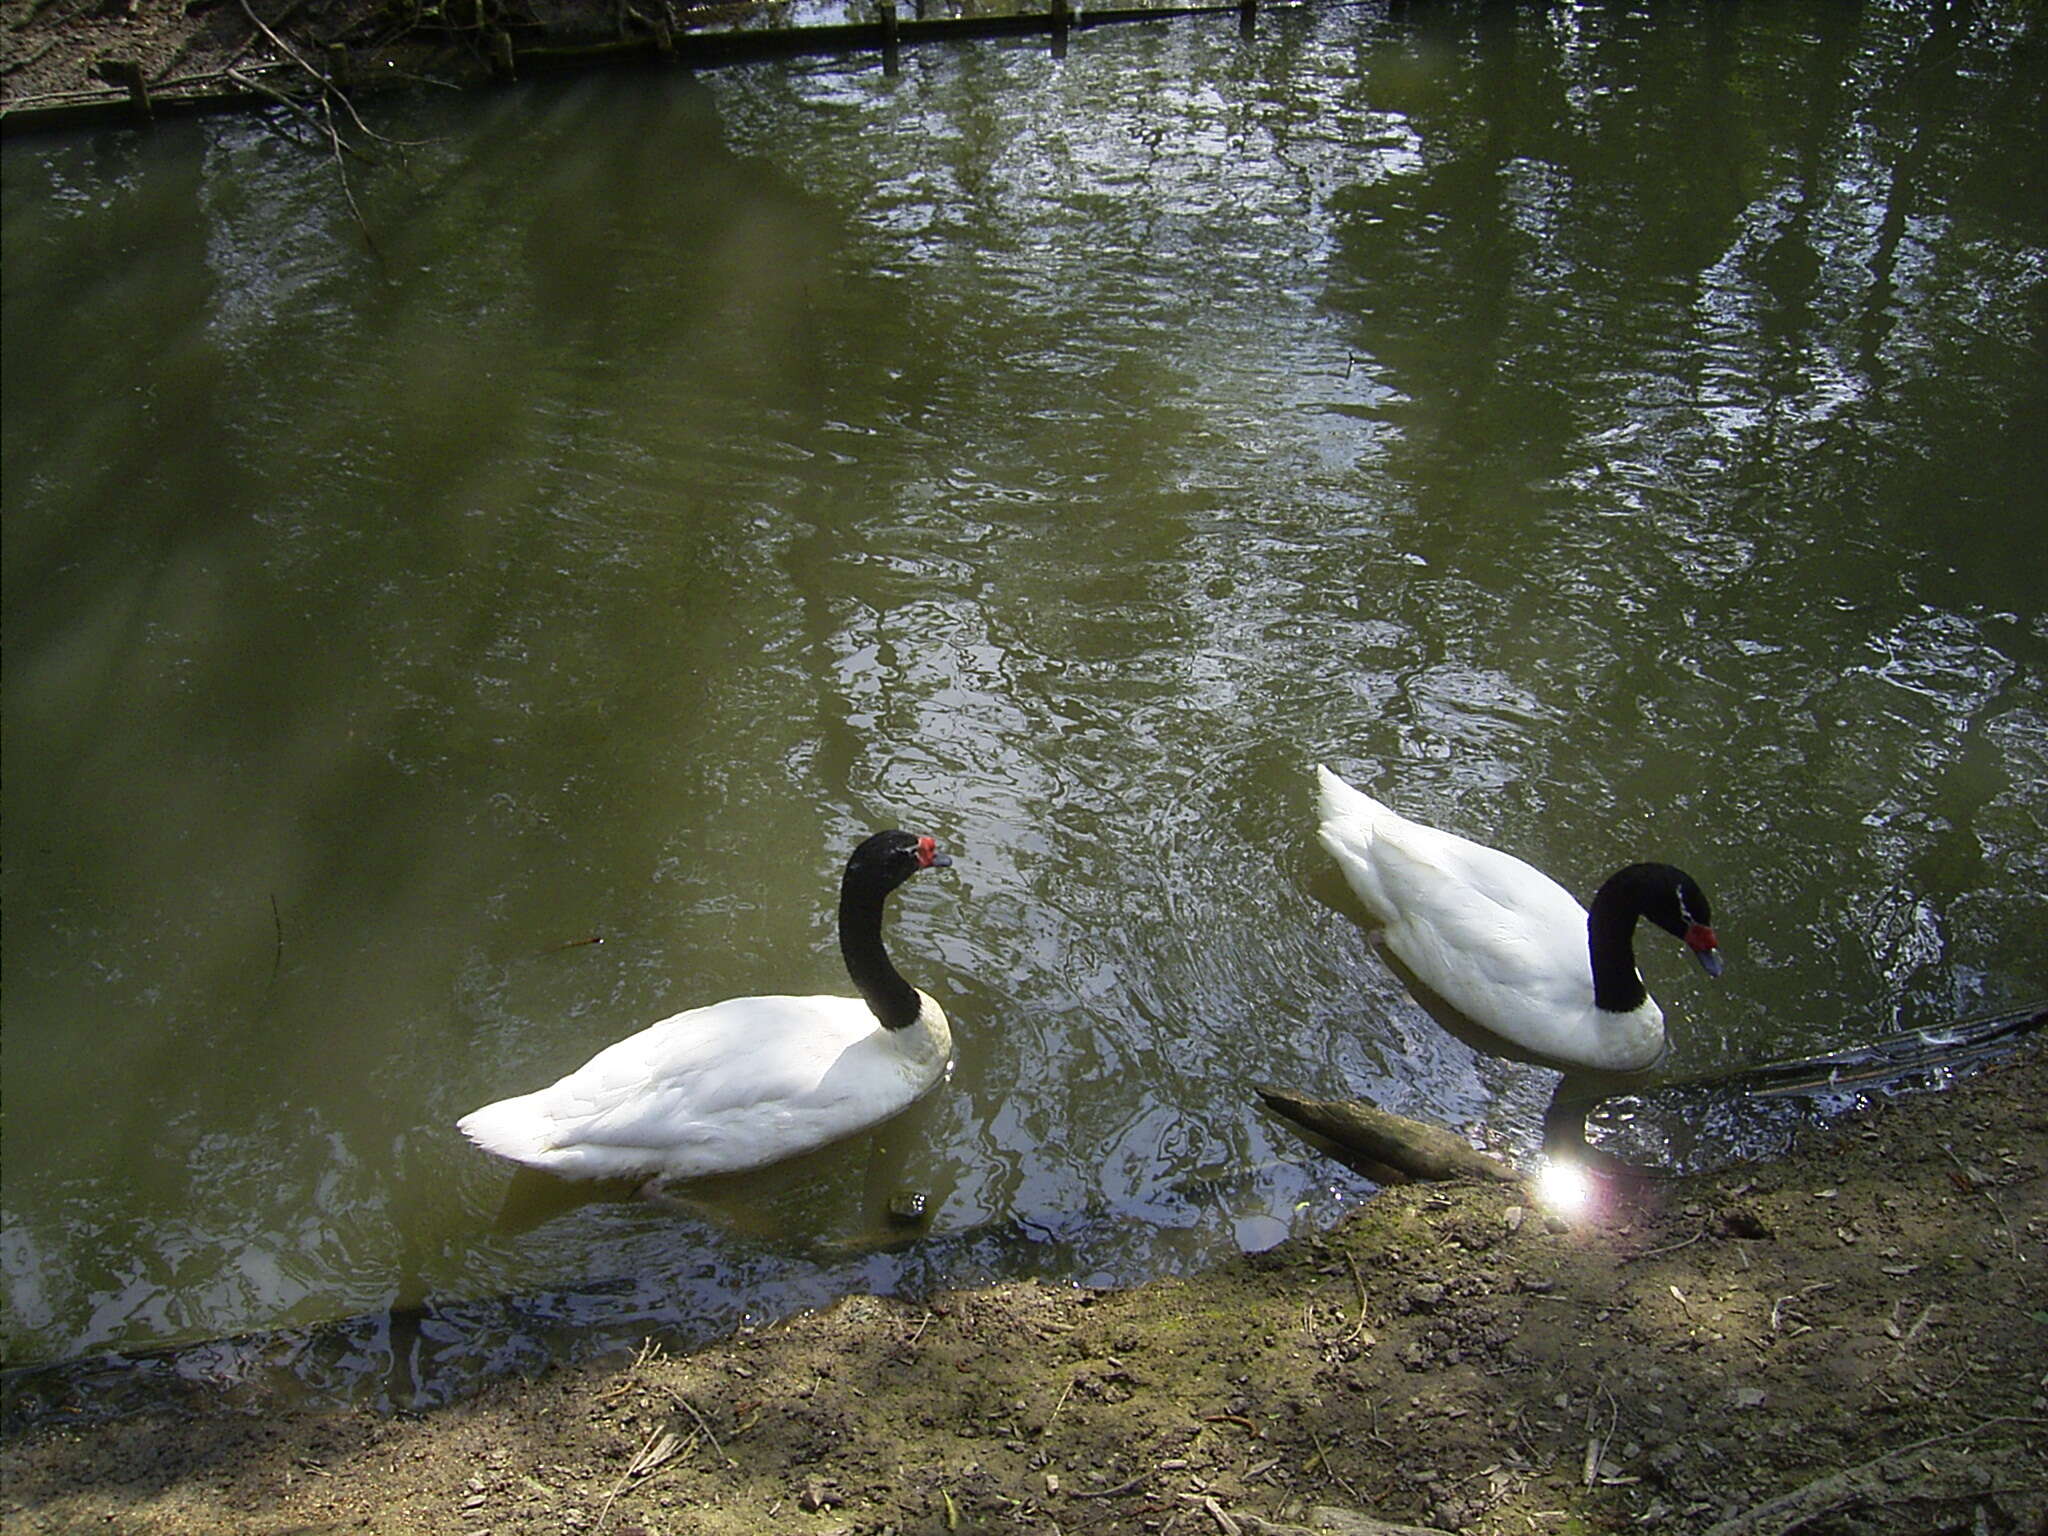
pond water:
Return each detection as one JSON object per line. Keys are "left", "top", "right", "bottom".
{"left": 4, "top": 0, "right": 2044, "bottom": 1409}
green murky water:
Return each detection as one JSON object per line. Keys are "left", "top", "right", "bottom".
{"left": 4, "top": 0, "right": 2044, "bottom": 1407}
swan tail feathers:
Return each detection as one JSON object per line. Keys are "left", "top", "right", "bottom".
{"left": 1314, "top": 763, "right": 1397, "bottom": 828}
{"left": 1315, "top": 765, "right": 1405, "bottom": 927}
{"left": 457, "top": 1095, "right": 562, "bottom": 1169}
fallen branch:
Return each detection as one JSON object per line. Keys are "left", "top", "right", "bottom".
{"left": 1257, "top": 1087, "right": 1520, "bottom": 1184}
{"left": 233, "top": 0, "right": 429, "bottom": 153}
{"left": 1701, "top": 1417, "right": 2048, "bottom": 1536}
{"left": 1341, "top": 1250, "right": 1371, "bottom": 1343}
{"left": 223, "top": 66, "right": 323, "bottom": 137}
{"left": 1067, "top": 1470, "right": 1150, "bottom": 1499}
{"left": 236, "top": 0, "right": 327, "bottom": 89}
{"left": 594, "top": 1425, "right": 689, "bottom": 1531}
{"left": 654, "top": 1387, "right": 728, "bottom": 1466}
{"left": 1303, "top": 1421, "right": 1366, "bottom": 1506}
{"left": 222, "top": 0, "right": 310, "bottom": 74}
{"left": 1180, "top": 1499, "right": 1456, "bottom": 1536}
{"left": 2, "top": 37, "right": 59, "bottom": 76}
{"left": 318, "top": 92, "right": 381, "bottom": 255}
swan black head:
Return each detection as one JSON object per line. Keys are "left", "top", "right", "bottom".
{"left": 845, "top": 829, "right": 953, "bottom": 893}
{"left": 1586, "top": 863, "right": 1722, "bottom": 1014}
{"left": 1599, "top": 863, "right": 1722, "bottom": 975}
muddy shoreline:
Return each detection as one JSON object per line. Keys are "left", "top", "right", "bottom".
{"left": 4, "top": 1042, "right": 2043, "bottom": 1536}
{"left": 0, "top": 0, "right": 1235, "bottom": 136}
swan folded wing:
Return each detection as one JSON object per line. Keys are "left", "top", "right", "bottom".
{"left": 532, "top": 994, "right": 875, "bottom": 1150}
{"left": 1355, "top": 822, "right": 1589, "bottom": 1007}
{"left": 1375, "top": 815, "right": 1582, "bottom": 918}
{"left": 1317, "top": 771, "right": 1565, "bottom": 924}
{"left": 1314, "top": 764, "right": 1392, "bottom": 827}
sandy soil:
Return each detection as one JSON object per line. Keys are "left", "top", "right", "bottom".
{"left": 4, "top": 1042, "right": 2043, "bottom": 1536}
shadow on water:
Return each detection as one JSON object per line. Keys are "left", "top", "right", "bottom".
{"left": 5, "top": 989, "right": 2035, "bottom": 1433}
{"left": 0, "top": 1211, "right": 1061, "bottom": 1434}
{"left": 1, "top": 1083, "right": 1074, "bottom": 1430}
{"left": 2, "top": 1081, "right": 1044, "bottom": 1432}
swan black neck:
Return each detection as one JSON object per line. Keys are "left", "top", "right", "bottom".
{"left": 1586, "top": 861, "right": 1719, "bottom": 1012}
{"left": 1587, "top": 862, "right": 1685, "bottom": 1014}
{"left": 1587, "top": 897, "right": 1651, "bottom": 1014}
{"left": 840, "top": 863, "right": 921, "bottom": 1031}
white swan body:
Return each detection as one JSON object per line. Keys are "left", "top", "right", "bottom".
{"left": 1315, "top": 766, "right": 1719, "bottom": 1073}
{"left": 459, "top": 831, "right": 954, "bottom": 1182}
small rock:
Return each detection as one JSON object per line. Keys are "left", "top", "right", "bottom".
{"left": 1407, "top": 1282, "right": 1446, "bottom": 1312}
{"left": 799, "top": 1478, "right": 843, "bottom": 1512}
{"left": 1644, "top": 1443, "right": 1686, "bottom": 1485}
{"left": 886, "top": 1191, "right": 929, "bottom": 1223}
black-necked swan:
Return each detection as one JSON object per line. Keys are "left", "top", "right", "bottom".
{"left": 1314, "top": 765, "right": 1721, "bottom": 1073}
{"left": 458, "top": 829, "right": 954, "bottom": 1183}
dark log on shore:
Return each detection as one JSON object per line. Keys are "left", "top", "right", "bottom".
{"left": 1275, "top": 1002, "right": 2046, "bottom": 1182}
{"left": 1256, "top": 1086, "right": 1521, "bottom": 1184}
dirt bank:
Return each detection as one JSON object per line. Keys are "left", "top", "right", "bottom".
{"left": 0, "top": 0, "right": 868, "bottom": 133}
{"left": 5, "top": 0, "right": 437, "bottom": 126}
{"left": 1, "top": 0, "right": 1211, "bottom": 135}
{"left": 4, "top": 1042, "right": 2043, "bottom": 1536}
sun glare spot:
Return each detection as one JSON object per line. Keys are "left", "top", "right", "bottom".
{"left": 1536, "top": 1156, "right": 1592, "bottom": 1219}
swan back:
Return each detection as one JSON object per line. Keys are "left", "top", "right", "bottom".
{"left": 458, "top": 988, "right": 951, "bottom": 1182}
